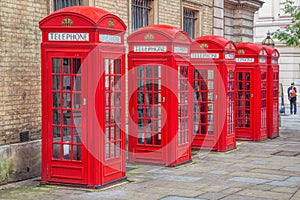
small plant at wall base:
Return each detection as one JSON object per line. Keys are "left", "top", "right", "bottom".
{"left": 272, "top": 0, "right": 300, "bottom": 46}
{"left": 0, "top": 158, "right": 14, "bottom": 183}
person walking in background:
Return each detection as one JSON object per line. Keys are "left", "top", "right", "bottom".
{"left": 287, "top": 82, "right": 297, "bottom": 115}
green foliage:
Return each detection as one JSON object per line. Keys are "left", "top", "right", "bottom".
{"left": 271, "top": 0, "right": 300, "bottom": 46}
{"left": 0, "top": 158, "right": 14, "bottom": 183}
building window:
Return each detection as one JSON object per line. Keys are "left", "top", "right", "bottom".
{"left": 54, "top": 0, "right": 83, "bottom": 11}
{"left": 183, "top": 8, "right": 197, "bottom": 38}
{"left": 132, "top": 0, "right": 153, "bottom": 31}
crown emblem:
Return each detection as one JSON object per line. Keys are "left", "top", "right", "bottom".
{"left": 200, "top": 43, "right": 208, "bottom": 49}
{"left": 238, "top": 49, "right": 245, "bottom": 54}
{"left": 144, "top": 33, "right": 154, "bottom": 40}
{"left": 180, "top": 35, "right": 184, "bottom": 41}
{"left": 108, "top": 20, "right": 115, "bottom": 28}
{"left": 61, "top": 17, "right": 73, "bottom": 26}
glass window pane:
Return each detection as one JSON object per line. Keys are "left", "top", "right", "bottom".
{"left": 73, "top": 93, "right": 81, "bottom": 109}
{"left": 74, "top": 128, "right": 81, "bottom": 143}
{"left": 73, "top": 145, "right": 81, "bottom": 161}
{"left": 208, "top": 92, "right": 214, "bottom": 101}
{"left": 63, "top": 128, "right": 71, "bottom": 142}
{"left": 52, "top": 144, "right": 60, "bottom": 159}
{"left": 73, "top": 76, "right": 81, "bottom": 91}
{"left": 146, "top": 66, "right": 152, "bottom": 78}
{"left": 110, "top": 59, "right": 114, "bottom": 74}
{"left": 110, "top": 142, "right": 115, "bottom": 157}
{"left": 116, "top": 127, "right": 121, "bottom": 140}
{"left": 53, "top": 110, "right": 61, "bottom": 124}
{"left": 116, "top": 142, "right": 121, "bottom": 157}
{"left": 115, "top": 92, "right": 121, "bottom": 106}
{"left": 62, "top": 58, "right": 70, "bottom": 74}
{"left": 116, "top": 108, "right": 121, "bottom": 123}
{"left": 63, "top": 76, "right": 71, "bottom": 90}
{"left": 52, "top": 76, "right": 60, "bottom": 90}
{"left": 138, "top": 132, "right": 144, "bottom": 144}
{"left": 63, "top": 111, "right": 71, "bottom": 125}
{"left": 73, "top": 110, "right": 81, "bottom": 126}
{"left": 115, "top": 60, "right": 121, "bottom": 74}
{"left": 208, "top": 70, "right": 214, "bottom": 79}
{"left": 53, "top": 127, "right": 61, "bottom": 142}
{"left": 72, "top": 58, "right": 81, "bottom": 74}
{"left": 146, "top": 133, "right": 152, "bottom": 144}
{"left": 52, "top": 58, "right": 60, "bottom": 73}
{"left": 208, "top": 81, "right": 214, "bottom": 89}
{"left": 105, "top": 59, "right": 109, "bottom": 75}
{"left": 105, "top": 143, "right": 110, "bottom": 159}
{"left": 63, "top": 144, "right": 70, "bottom": 160}
{"left": 115, "top": 76, "right": 121, "bottom": 90}
{"left": 63, "top": 93, "right": 71, "bottom": 108}
{"left": 52, "top": 93, "right": 60, "bottom": 108}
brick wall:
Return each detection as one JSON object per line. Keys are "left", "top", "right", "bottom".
{"left": 0, "top": 0, "right": 215, "bottom": 146}
{"left": 95, "top": 0, "right": 128, "bottom": 27}
{"left": 0, "top": 1, "right": 47, "bottom": 145}
{"left": 159, "top": 0, "right": 181, "bottom": 27}
{"left": 201, "top": 0, "right": 214, "bottom": 36}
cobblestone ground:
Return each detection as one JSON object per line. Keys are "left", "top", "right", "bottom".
{"left": 0, "top": 115, "right": 300, "bottom": 200}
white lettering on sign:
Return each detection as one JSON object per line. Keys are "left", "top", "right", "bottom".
{"left": 134, "top": 46, "right": 167, "bottom": 52}
{"left": 99, "top": 34, "right": 121, "bottom": 43}
{"left": 259, "top": 58, "right": 267, "bottom": 63}
{"left": 174, "top": 46, "right": 188, "bottom": 53}
{"left": 225, "top": 54, "right": 235, "bottom": 59}
{"left": 272, "top": 59, "right": 278, "bottom": 64}
{"left": 191, "top": 53, "right": 219, "bottom": 59}
{"left": 236, "top": 58, "right": 255, "bottom": 63}
{"left": 48, "top": 32, "right": 89, "bottom": 41}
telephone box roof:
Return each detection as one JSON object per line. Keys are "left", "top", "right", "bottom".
{"left": 39, "top": 6, "right": 126, "bottom": 30}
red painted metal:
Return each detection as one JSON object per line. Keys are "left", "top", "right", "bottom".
{"left": 40, "top": 6, "right": 126, "bottom": 188}
{"left": 264, "top": 46, "right": 280, "bottom": 139}
{"left": 127, "top": 25, "right": 193, "bottom": 166}
{"left": 235, "top": 43, "right": 268, "bottom": 141}
{"left": 191, "top": 36, "right": 236, "bottom": 151}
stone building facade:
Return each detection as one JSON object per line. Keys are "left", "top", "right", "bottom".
{"left": 254, "top": 0, "right": 300, "bottom": 111}
{"left": 214, "top": 0, "right": 264, "bottom": 43}
{"left": 0, "top": 0, "right": 263, "bottom": 184}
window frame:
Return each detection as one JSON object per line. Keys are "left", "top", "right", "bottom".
{"left": 182, "top": 1, "right": 202, "bottom": 39}
{"left": 50, "top": 0, "right": 90, "bottom": 12}
{"left": 130, "top": 0, "right": 157, "bottom": 32}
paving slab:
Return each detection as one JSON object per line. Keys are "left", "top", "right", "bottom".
{"left": 221, "top": 194, "right": 269, "bottom": 200}
{"left": 229, "top": 177, "right": 272, "bottom": 184}
{"left": 270, "top": 186, "right": 299, "bottom": 194}
{"left": 236, "top": 189, "right": 293, "bottom": 200}
{"left": 228, "top": 171, "right": 288, "bottom": 181}
{"left": 221, "top": 187, "right": 243, "bottom": 194}
{"left": 160, "top": 196, "right": 205, "bottom": 200}
{"left": 0, "top": 115, "right": 300, "bottom": 200}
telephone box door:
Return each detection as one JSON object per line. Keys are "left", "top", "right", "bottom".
{"left": 101, "top": 54, "right": 125, "bottom": 182}
{"left": 193, "top": 68, "right": 216, "bottom": 148}
{"left": 46, "top": 52, "right": 87, "bottom": 184}
{"left": 130, "top": 61, "right": 166, "bottom": 163}
{"left": 236, "top": 70, "right": 253, "bottom": 140}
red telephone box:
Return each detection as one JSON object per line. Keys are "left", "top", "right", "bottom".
{"left": 127, "top": 25, "right": 193, "bottom": 166}
{"left": 40, "top": 6, "right": 126, "bottom": 188}
{"left": 235, "top": 43, "right": 268, "bottom": 141}
{"left": 191, "top": 36, "right": 236, "bottom": 152}
{"left": 264, "top": 46, "right": 280, "bottom": 139}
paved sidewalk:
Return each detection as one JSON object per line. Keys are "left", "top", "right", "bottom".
{"left": 0, "top": 115, "right": 300, "bottom": 200}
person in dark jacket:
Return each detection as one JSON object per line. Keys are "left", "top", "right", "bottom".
{"left": 287, "top": 82, "right": 297, "bottom": 115}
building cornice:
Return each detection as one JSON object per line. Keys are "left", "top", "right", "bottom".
{"left": 225, "top": 0, "right": 264, "bottom": 12}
